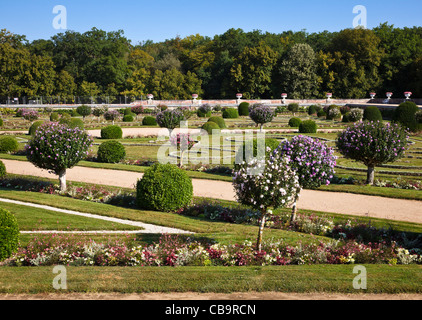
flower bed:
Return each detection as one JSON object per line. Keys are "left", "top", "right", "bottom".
{"left": 4, "top": 234, "right": 421, "bottom": 267}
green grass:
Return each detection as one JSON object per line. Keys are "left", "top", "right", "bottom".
{"left": 0, "top": 201, "right": 141, "bottom": 232}
{"left": 0, "top": 265, "right": 420, "bottom": 294}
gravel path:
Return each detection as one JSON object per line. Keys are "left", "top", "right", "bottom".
{"left": 2, "top": 159, "right": 422, "bottom": 224}
{"left": 0, "top": 197, "right": 193, "bottom": 234}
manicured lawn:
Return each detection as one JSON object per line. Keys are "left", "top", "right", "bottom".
{"left": 0, "top": 265, "right": 421, "bottom": 294}
{"left": 0, "top": 201, "right": 141, "bottom": 232}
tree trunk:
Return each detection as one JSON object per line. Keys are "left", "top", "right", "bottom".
{"left": 58, "top": 169, "right": 67, "bottom": 192}
{"left": 366, "top": 166, "right": 375, "bottom": 185}
{"left": 256, "top": 210, "right": 267, "bottom": 252}
{"left": 260, "top": 124, "right": 264, "bottom": 132}
{"left": 180, "top": 150, "right": 185, "bottom": 168}
{"left": 290, "top": 192, "right": 300, "bottom": 223}
{"left": 168, "top": 128, "right": 173, "bottom": 137}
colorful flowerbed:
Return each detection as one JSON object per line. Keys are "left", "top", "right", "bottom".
{"left": 4, "top": 234, "right": 421, "bottom": 267}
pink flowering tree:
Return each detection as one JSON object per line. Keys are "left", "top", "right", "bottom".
{"left": 278, "top": 135, "right": 337, "bottom": 221}
{"left": 26, "top": 122, "right": 93, "bottom": 192}
{"left": 170, "top": 133, "right": 197, "bottom": 167}
{"left": 337, "top": 121, "right": 409, "bottom": 185}
{"left": 232, "top": 151, "right": 300, "bottom": 251}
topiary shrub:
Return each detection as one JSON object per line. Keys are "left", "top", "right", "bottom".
{"left": 249, "top": 105, "right": 275, "bottom": 131}
{"left": 317, "top": 110, "right": 326, "bottom": 118}
{"left": 142, "top": 116, "right": 158, "bottom": 126}
{"left": 26, "top": 122, "right": 93, "bottom": 191}
{"left": 342, "top": 113, "right": 350, "bottom": 123}
{"left": 363, "top": 106, "right": 383, "bottom": 122}
{"left": 201, "top": 121, "right": 220, "bottom": 135}
{"left": 326, "top": 105, "right": 342, "bottom": 120}
{"left": 104, "top": 110, "right": 120, "bottom": 124}
{"left": 392, "top": 101, "right": 420, "bottom": 132}
{"left": 340, "top": 105, "right": 351, "bottom": 115}
{"left": 222, "top": 108, "right": 239, "bottom": 119}
{"left": 50, "top": 112, "right": 60, "bottom": 121}
{"left": 299, "top": 120, "right": 317, "bottom": 133}
{"left": 348, "top": 108, "right": 364, "bottom": 122}
{"left": 288, "top": 117, "right": 302, "bottom": 128}
{"left": 0, "top": 136, "right": 19, "bottom": 153}
{"left": 97, "top": 140, "right": 126, "bottom": 163}
{"left": 197, "top": 104, "right": 212, "bottom": 118}
{"left": 307, "top": 105, "right": 318, "bottom": 115}
{"left": 0, "top": 160, "right": 6, "bottom": 178}
{"left": 101, "top": 125, "right": 123, "bottom": 139}
{"left": 337, "top": 121, "right": 409, "bottom": 185}
{"left": 0, "top": 208, "right": 20, "bottom": 261}
{"left": 0, "top": 119, "right": 3, "bottom": 127}
{"left": 207, "top": 116, "right": 227, "bottom": 129}
{"left": 288, "top": 103, "right": 299, "bottom": 114}
{"left": 156, "top": 109, "right": 185, "bottom": 135}
{"left": 28, "top": 120, "right": 45, "bottom": 136}
{"left": 76, "top": 105, "right": 92, "bottom": 119}
{"left": 238, "top": 102, "right": 250, "bottom": 116}
{"left": 123, "top": 114, "right": 134, "bottom": 122}
{"left": 136, "top": 163, "right": 193, "bottom": 212}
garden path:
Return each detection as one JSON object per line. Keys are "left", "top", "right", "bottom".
{"left": 0, "top": 197, "right": 193, "bottom": 235}
{"left": 2, "top": 159, "right": 422, "bottom": 224}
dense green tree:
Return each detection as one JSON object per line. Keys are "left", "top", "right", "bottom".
{"left": 278, "top": 43, "right": 318, "bottom": 99}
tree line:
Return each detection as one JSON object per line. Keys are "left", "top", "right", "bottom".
{"left": 0, "top": 23, "right": 421, "bottom": 101}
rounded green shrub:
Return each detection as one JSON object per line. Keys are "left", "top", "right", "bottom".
{"left": 28, "top": 120, "right": 45, "bottom": 136}
{"left": 299, "top": 120, "right": 318, "bottom": 133}
{"left": 0, "top": 119, "right": 3, "bottom": 127}
{"left": 76, "top": 105, "right": 92, "bottom": 119}
{"left": 0, "top": 160, "right": 6, "bottom": 178}
{"left": 288, "top": 117, "right": 302, "bottom": 127}
{"left": 97, "top": 140, "right": 126, "bottom": 163}
{"left": 201, "top": 121, "right": 220, "bottom": 135}
{"left": 197, "top": 109, "right": 212, "bottom": 118}
{"left": 222, "top": 108, "right": 239, "bottom": 119}
{"left": 307, "top": 105, "right": 318, "bottom": 115}
{"left": 0, "top": 136, "right": 19, "bottom": 153}
{"left": 317, "top": 110, "right": 326, "bottom": 118}
{"left": 59, "top": 117, "right": 84, "bottom": 130}
{"left": 326, "top": 105, "right": 342, "bottom": 120}
{"left": 207, "top": 116, "right": 227, "bottom": 129}
{"left": 363, "top": 106, "right": 383, "bottom": 122}
{"left": 288, "top": 103, "right": 299, "bottom": 113}
{"left": 142, "top": 116, "right": 158, "bottom": 126}
{"left": 392, "top": 101, "right": 420, "bottom": 132}
{"left": 238, "top": 102, "right": 250, "bottom": 116}
{"left": 50, "top": 112, "right": 60, "bottom": 121}
{"left": 0, "top": 208, "right": 20, "bottom": 261}
{"left": 342, "top": 113, "right": 350, "bottom": 123}
{"left": 123, "top": 114, "right": 134, "bottom": 122}
{"left": 136, "top": 163, "right": 193, "bottom": 212}
{"left": 101, "top": 125, "right": 123, "bottom": 139}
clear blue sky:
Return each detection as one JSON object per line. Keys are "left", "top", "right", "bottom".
{"left": 1, "top": 0, "right": 421, "bottom": 44}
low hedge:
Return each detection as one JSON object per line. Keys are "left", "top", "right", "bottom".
{"left": 0, "top": 160, "right": 6, "bottom": 178}
{"left": 299, "top": 120, "right": 317, "bottom": 133}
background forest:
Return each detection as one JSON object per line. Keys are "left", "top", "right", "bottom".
{"left": 1, "top": 24, "right": 422, "bottom": 101}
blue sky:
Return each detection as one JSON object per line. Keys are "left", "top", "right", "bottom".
{"left": 1, "top": 0, "right": 421, "bottom": 44}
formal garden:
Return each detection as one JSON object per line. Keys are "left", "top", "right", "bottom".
{"left": 0, "top": 100, "right": 421, "bottom": 294}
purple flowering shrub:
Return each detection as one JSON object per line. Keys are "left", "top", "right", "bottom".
{"left": 277, "top": 135, "right": 336, "bottom": 221}
{"left": 249, "top": 106, "right": 275, "bottom": 131}
{"left": 337, "top": 121, "right": 409, "bottom": 184}
{"left": 156, "top": 109, "right": 185, "bottom": 135}
{"left": 26, "top": 122, "right": 93, "bottom": 191}
{"left": 21, "top": 109, "right": 39, "bottom": 122}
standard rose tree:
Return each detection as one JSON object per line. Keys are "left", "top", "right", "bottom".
{"left": 249, "top": 105, "right": 275, "bottom": 132}
{"left": 232, "top": 150, "right": 300, "bottom": 251}
{"left": 278, "top": 135, "right": 337, "bottom": 222}
{"left": 337, "top": 121, "right": 409, "bottom": 185}
{"left": 26, "top": 122, "right": 93, "bottom": 192}
{"left": 156, "top": 109, "right": 185, "bottom": 136}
